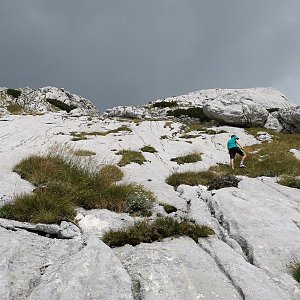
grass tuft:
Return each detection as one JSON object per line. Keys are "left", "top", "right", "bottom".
{"left": 159, "top": 202, "right": 177, "bottom": 213}
{"left": 277, "top": 176, "right": 300, "bottom": 189}
{"left": 73, "top": 149, "right": 96, "bottom": 156}
{"left": 291, "top": 261, "right": 300, "bottom": 282}
{"left": 46, "top": 98, "right": 77, "bottom": 113}
{"left": 171, "top": 152, "right": 202, "bottom": 165}
{"left": 166, "top": 171, "right": 217, "bottom": 188}
{"left": 6, "top": 103, "right": 23, "bottom": 114}
{"left": 140, "top": 145, "right": 157, "bottom": 153}
{"left": 117, "top": 150, "right": 146, "bottom": 166}
{"left": 152, "top": 101, "right": 178, "bottom": 108}
{"left": 0, "top": 150, "right": 154, "bottom": 223}
{"left": 102, "top": 216, "right": 214, "bottom": 247}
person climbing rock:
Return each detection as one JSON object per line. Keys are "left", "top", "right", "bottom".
{"left": 227, "top": 134, "right": 247, "bottom": 170}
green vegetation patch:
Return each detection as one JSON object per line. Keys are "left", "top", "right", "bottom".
{"left": 159, "top": 202, "right": 178, "bottom": 214}
{"left": 291, "top": 261, "right": 300, "bottom": 282}
{"left": 46, "top": 98, "right": 77, "bottom": 113}
{"left": 166, "top": 171, "right": 217, "bottom": 188}
{"left": 171, "top": 152, "right": 202, "bottom": 165}
{"left": 70, "top": 125, "right": 131, "bottom": 141}
{"left": 102, "top": 216, "right": 215, "bottom": 247}
{"left": 140, "top": 145, "right": 157, "bottom": 153}
{"left": 152, "top": 101, "right": 178, "bottom": 108}
{"left": 167, "top": 107, "right": 210, "bottom": 122}
{"left": 73, "top": 149, "right": 96, "bottom": 156}
{"left": 6, "top": 103, "right": 23, "bottom": 114}
{"left": 117, "top": 150, "right": 146, "bottom": 166}
{"left": 211, "top": 129, "right": 300, "bottom": 178}
{"left": 6, "top": 89, "right": 21, "bottom": 98}
{"left": 0, "top": 153, "right": 154, "bottom": 223}
{"left": 277, "top": 176, "right": 300, "bottom": 189}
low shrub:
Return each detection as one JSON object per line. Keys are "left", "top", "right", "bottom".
{"left": 6, "top": 103, "right": 23, "bottom": 114}
{"left": 6, "top": 89, "right": 21, "bottom": 98}
{"left": 267, "top": 108, "right": 279, "bottom": 113}
{"left": 208, "top": 173, "right": 240, "bottom": 190}
{"left": 102, "top": 216, "right": 215, "bottom": 247}
{"left": 277, "top": 176, "right": 300, "bottom": 189}
{"left": 159, "top": 202, "right": 177, "bottom": 213}
{"left": 124, "top": 190, "right": 155, "bottom": 216}
{"left": 140, "top": 145, "right": 157, "bottom": 153}
{"left": 152, "top": 101, "right": 178, "bottom": 108}
{"left": 167, "top": 107, "right": 210, "bottom": 122}
{"left": 117, "top": 150, "right": 146, "bottom": 166}
{"left": 170, "top": 152, "right": 202, "bottom": 165}
{"left": 160, "top": 135, "right": 168, "bottom": 140}
{"left": 0, "top": 152, "right": 154, "bottom": 223}
{"left": 166, "top": 171, "right": 217, "bottom": 188}
{"left": 46, "top": 98, "right": 77, "bottom": 113}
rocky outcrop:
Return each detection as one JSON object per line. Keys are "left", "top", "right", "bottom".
{"left": 278, "top": 106, "right": 300, "bottom": 132}
{"left": 0, "top": 86, "right": 100, "bottom": 116}
{"left": 104, "top": 105, "right": 151, "bottom": 119}
{"left": 203, "top": 97, "right": 269, "bottom": 127}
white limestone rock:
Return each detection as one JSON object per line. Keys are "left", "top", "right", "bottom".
{"left": 0, "top": 86, "right": 99, "bottom": 116}
{"left": 104, "top": 105, "right": 151, "bottom": 119}
{"left": 114, "top": 237, "right": 242, "bottom": 299}
{"left": 203, "top": 97, "right": 269, "bottom": 127}
{"left": 278, "top": 106, "right": 300, "bottom": 132}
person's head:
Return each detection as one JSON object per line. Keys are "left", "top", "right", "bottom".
{"left": 231, "top": 134, "right": 239, "bottom": 139}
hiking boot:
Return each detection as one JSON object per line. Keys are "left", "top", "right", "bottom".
{"left": 239, "top": 164, "right": 246, "bottom": 168}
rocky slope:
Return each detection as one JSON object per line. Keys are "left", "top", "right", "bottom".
{"left": 0, "top": 86, "right": 100, "bottom": 116}
{"left": 0, "top": 87, "right": 299, "bottom": 299}
{"left": 105, "top": 87, "right": 300, "bottom": 132}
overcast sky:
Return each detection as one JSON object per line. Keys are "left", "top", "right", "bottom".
{"left": 1, "top": 0, "right": 300, "bottom": 111}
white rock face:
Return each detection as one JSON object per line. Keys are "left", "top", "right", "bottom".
{"left": 278, "top": 106, "right": 300, "bottom": 132}
{"left": 0, "top": 91, "right": 299, "bottom": 299}
{"left": 0, "top": 86, "right": 99, "bottom": 116}
{"left": 203, "top": 97, "right": 269, "bottom": 127}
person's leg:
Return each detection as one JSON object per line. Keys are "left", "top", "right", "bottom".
{"left": 240, "top": 152, "right": 246, "bottom": 165}
{"left": 230, "top": 158, "right": 235, "bottom": 170}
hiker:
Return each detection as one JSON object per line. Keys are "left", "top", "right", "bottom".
{"left": 227, "top": 134, "right": 246, "bottom": 170}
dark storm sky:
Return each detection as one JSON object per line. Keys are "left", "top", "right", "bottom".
{"left": 1, "top": 0, "right": 300, "bottom": 111}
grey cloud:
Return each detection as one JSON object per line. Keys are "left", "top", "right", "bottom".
{"left": 1, "top": 0, "right": 300, "bottom": 110}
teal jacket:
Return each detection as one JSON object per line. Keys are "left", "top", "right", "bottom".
{"left": 227, "top": 136, "right": 239, "bottom": 150}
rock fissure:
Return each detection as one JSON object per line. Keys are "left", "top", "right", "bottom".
{"left": 197, "top": 242, "right": 246, "bottom": 300}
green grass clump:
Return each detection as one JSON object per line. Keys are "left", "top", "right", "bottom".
{"left": 291, "top": 261, "right": 300, "bottom": 282}
{"left": 278, "top": 176, "right": 300, "bottom": 189}
{"left": 159, "top": 202, "right": 177, "bottom": 213}
{"left": 102, "top": 216, "right": 215, "bottom": 247}
{"left": 152, "top": 101, "right": 178, "bottom": 108}
{"left": 117, "top": 150, "right": 146, "bottom": 166}
{"left": 160, "top": 135, "right": 168, "bottom": 140}
{"left": 140, "top": 145, "right": 157, "bottom": 153}
{"left": 46, "top": 98, "right": 77, "bottom": 113}
{"left": 0, "top": 153, "right": 154, "bottom": 223}
{"left": 70, "top": 125, "right": 131, "bottom": 141}
{"left": 166, "top": 171, "right": 217, "bottom": 188}
{"left": 6, "top": 89, "right": 21, "bottom": 98}
{"left": 170, "top": 152, "right": 202, "bottom": 165}
{"left": 211, "top": 130, "right": 300, "bottom": 178}
{"left": 6, "top": 103, "right": 23, "bottom": 114}
{"left": 167, "top": 107, "right": 210, "bottom": 122}
{"left": 179, "top": 134, "right": 201, "bottom": 139}
{"left": 73, "top": 149, "right": 96, "bottom": 156}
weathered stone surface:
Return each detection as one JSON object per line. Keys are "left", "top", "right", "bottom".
{"left": 76, "top": 208, "right": 135, "bottom": 238}
{"left": 0, "top": 218, "right": 81, "bottom": 239}
{"left": 0, "top": 226, "right": 81, "bottom": 300}
{"left": 0, "top": 86, "right": 99, "bottom": 116}
{"left": 28, "top": 237, "right": 133, "bottom": 300}
{"left": 104, "top": 105, "right": 150, "bottom": 119}
{"left": 114, "top": 237, "right": 242, "bottom": 299}
{"left": 199, "top": 237, "right": 294, "bottom": 300}
{"left": 264, "top": 112, "right": 283, "bottom": 131}
{"left": 205, "top": 177, "right": 300, "bottom": 299}
{"left": 278, "top": 106, "right": 300, "bottom": 132}
{"left": 203, "top": 97, "right": 269, "bottom": 127}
